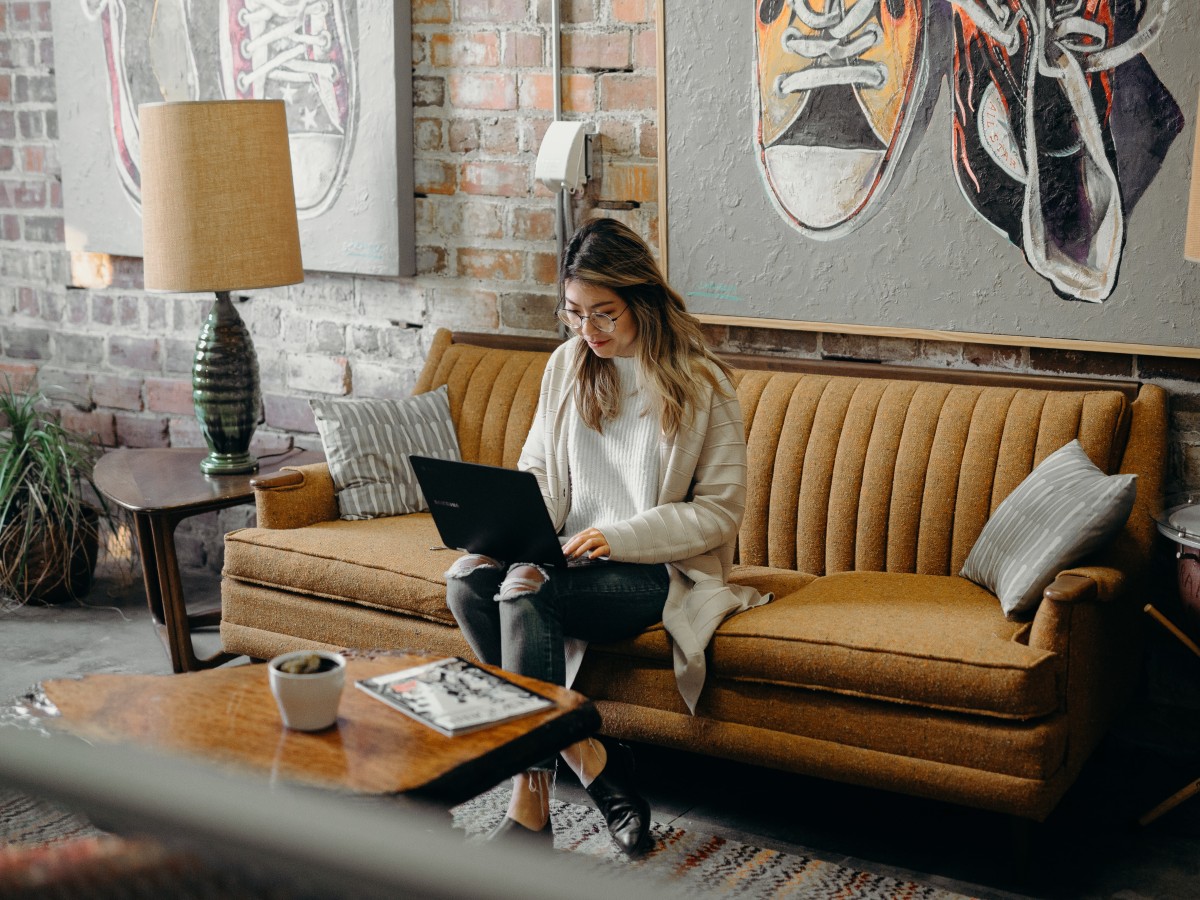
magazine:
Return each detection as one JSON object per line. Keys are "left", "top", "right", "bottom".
{"left": 354, "top": 657, "right": 555, "bottom": 736}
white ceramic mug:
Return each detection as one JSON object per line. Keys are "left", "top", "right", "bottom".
{"left": 268, "top": 650, "right": 346, "bottom": 731}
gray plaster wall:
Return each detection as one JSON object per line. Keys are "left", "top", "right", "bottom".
{"left": 664, "top": 0, "right": 1200, "bottom": 352}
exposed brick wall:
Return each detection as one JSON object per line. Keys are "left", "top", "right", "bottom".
{"left": 2, "top": 0, "right": 1199, "bottom": 604}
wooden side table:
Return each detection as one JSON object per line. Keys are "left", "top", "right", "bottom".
{"left": 93, "top": 447, "right": 324, "bottom": 673}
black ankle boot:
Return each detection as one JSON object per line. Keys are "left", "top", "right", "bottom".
{"left": 487, "top": 815, "right": 554, "bottom": 849}
{"left": 584, "top": 741, "right": 652, "bottom": 857}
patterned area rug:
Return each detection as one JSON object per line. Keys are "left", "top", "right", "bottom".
{"left": 0, "top": 788, "right": 103, "bottom": 848}
{"left": 0, "top": 790, "right": 281, "bottom": 898}
{"left": 451, "top": 786, "right": 976, "bottom": 899}
{"left": 2, "top": 785, "right": 975, "bottom": 898}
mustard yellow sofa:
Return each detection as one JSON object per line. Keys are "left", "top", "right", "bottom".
{"left": 220, "top": 329, "right": 1167, "bottom": 821}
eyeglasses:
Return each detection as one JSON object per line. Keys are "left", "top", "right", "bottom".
{"left": 555, "top": 305, "right": 627, "bottom": 334}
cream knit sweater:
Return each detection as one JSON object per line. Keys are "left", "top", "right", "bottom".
{"left": 561, "top": 355, "right": 661, "bottom": 541}
{"left": 518, "top": 338, "right": 770, "bottom": 713}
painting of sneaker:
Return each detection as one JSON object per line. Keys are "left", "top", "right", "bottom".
{"left": 754, "top": 0, "right": 928, "bottom": 240}
{"left": 949, "top": 0, "right": 1029, "bottom": 247}
{"left": 220, "top": 0, "right": 357, "bottom": 217}
{"left": 951, "top": 0, "right": 1177, "bottom": 302}
{"left": 80, "top": 0, "right": 199, "bottom": 210}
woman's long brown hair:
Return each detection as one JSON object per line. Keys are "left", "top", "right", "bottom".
{"left": 559, "top": 218, "right": 732, "bottom": 437}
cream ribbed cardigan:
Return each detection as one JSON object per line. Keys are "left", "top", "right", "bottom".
{"left": 517, "top": 338, "right": 770, "bottom": 713}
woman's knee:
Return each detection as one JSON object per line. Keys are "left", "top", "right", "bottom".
{"left": 498, "top": 564, "right": 548, "bottom": 601}
{"left": 445, "top": 554, "right": 502, "bottom": 618}
{"left": 446, "top": 553, "right": 501, "bottom": 580}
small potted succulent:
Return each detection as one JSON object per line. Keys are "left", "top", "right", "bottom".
{"left": 0, "top": 382, "right": 111, "bottom": 606}
{"left": 268, "top": 650, "right": 348, "bottom": 731}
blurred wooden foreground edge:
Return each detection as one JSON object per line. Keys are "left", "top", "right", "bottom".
{"left": 34, "top": 653, "right": 600, "bottom": 805}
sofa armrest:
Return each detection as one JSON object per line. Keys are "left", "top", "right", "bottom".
{"left": 1048, "top": 565, "right": 1127, "bottom": 604}
{"left": 251, "top": 463, "right": 339, "bottom": 530}
{"left": 1041, "top": 573, "right": 1098, "bottom": 604}
{"left": 1029, "top": 566, "right": 1128, "bottom": 654}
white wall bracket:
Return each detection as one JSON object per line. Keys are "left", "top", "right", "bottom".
{"left": 535, "top": 121, "right": 595, "bottom": 194}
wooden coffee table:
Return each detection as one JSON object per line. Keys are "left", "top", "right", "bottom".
{"left": 27, "top": 653, "right": 600, "bottom": 805}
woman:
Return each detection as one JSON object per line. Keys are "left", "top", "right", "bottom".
{"left": 445, "top": 218, "right": 768, "bottom": 855}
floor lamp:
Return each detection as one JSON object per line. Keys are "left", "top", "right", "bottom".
{"left": 139, "top": 100, "right": 303, "bottom": 476}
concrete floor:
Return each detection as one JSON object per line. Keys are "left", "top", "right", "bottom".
{"left": 3, "top": 555, "right": 1200, "bottom": 899}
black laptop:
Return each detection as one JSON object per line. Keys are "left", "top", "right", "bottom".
{"left": 409, "top": 455, "right": 575, "bottom": 568}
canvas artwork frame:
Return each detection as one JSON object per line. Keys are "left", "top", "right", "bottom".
{"left": 52, "top": 0, "right": 414, "bottom": 278}
{"left": 656, "top": 0, "right": 1200, "bottom": 358}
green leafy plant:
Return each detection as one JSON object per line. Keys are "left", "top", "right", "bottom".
{"left": 0, "top": 381, "right": 111, "bottom": 606}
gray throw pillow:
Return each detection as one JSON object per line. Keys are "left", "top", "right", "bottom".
{"left": 960, "top": 439, "right": 1137, "bottom": 619}
{"left": 310, "top": 385, "right": 460, "bottom": 520}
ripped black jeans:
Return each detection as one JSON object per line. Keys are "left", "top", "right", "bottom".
{"left": 445, "top": 555, "right": 670, "bottom": 692}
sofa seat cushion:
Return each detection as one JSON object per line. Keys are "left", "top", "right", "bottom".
{"left": 584, "top": 564, "right": 819, "bottom": 662}
{"left": 708, "top": 571, "right": 1060, "bottom": 720}
{"left": 224, "top": 514, "right": 456, "bottom": 626}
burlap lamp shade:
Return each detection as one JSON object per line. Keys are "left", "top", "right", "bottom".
{"left": 139, "top": 100, "right": 303, "bottom": 475}
{"left": 1188, "top": 93, "right": 1200, "bottom": 263}
{"left": 141, "top": 100, "right": 303, "bottom": 290}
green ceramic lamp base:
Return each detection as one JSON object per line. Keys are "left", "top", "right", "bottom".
{"left": 193, "top": 291, "right": 262, "bottom": 478}
{"left": 199, "top": 451, "right": 259, "bottom": 476}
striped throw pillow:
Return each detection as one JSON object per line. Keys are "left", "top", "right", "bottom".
{"left": 310, "top": 386, "right": 460, "bottom": 520}
{"left": 960, "top": 439, "right": 1137, "bottom": 619}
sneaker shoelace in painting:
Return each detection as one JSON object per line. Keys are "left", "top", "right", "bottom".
{"left": 954, "top": 0, "right": 1167, "bottom": 72}
{"left": 774, "top": 0, "right": 887, "bottom": 94}
{"left": 233, "top": 0, "right": 342, "bottom": 130}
